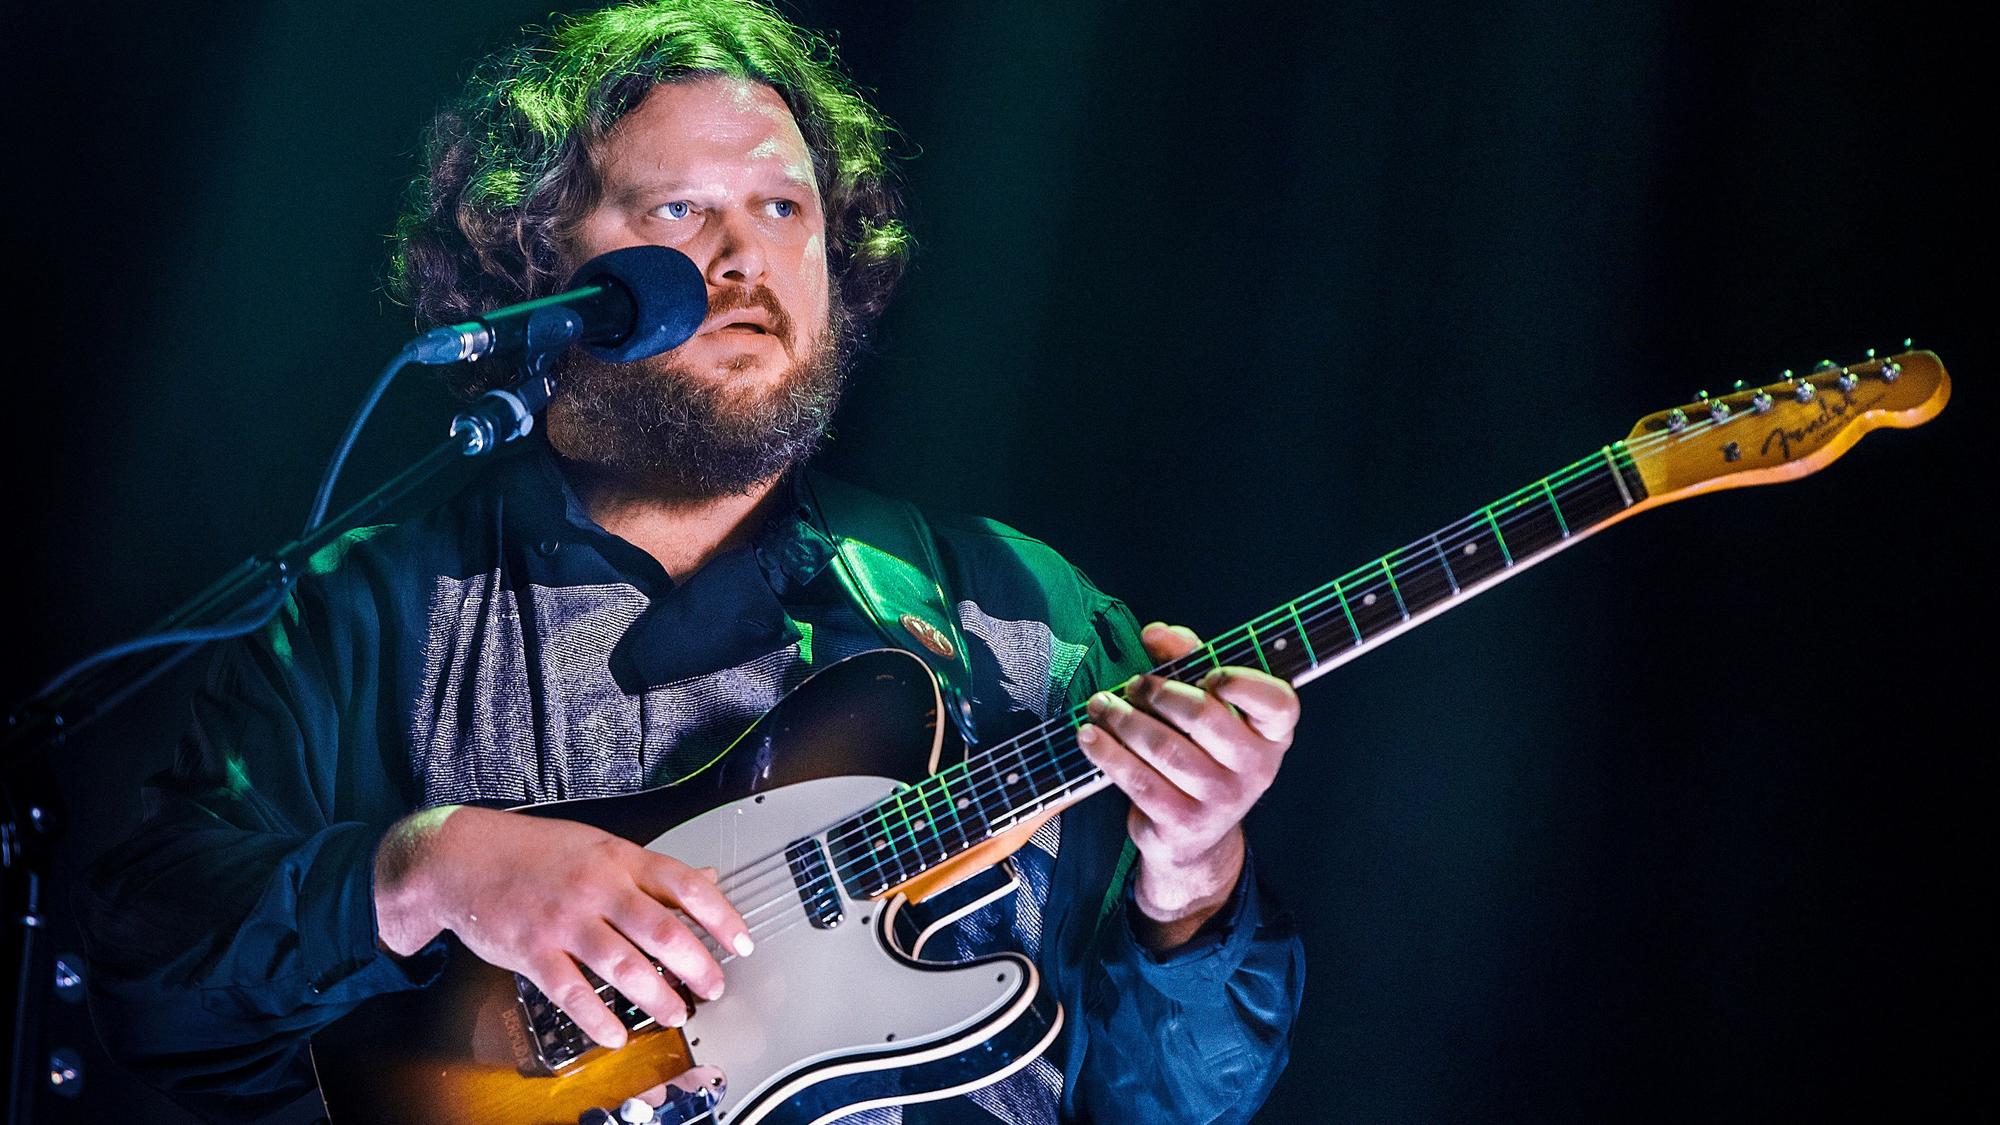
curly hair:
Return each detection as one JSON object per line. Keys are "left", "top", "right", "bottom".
{"left": 390, "top": 0, "right": 912, "bottom": 398}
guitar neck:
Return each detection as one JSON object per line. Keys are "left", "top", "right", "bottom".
{"left": 830, "top": 442, "right": 1649, "bottom": 900}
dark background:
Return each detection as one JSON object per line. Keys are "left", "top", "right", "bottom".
{"left": 6, "top": 0, "right": 1989, "bottom": 1121}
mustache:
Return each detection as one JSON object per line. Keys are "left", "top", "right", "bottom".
{"left": 705, "top": 285, "right": 795, "bottom": 346}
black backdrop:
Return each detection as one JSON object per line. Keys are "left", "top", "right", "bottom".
{"left": 6, "top": 1, "right": 1989, "bottom": 1121}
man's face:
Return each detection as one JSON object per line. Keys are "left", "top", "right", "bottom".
{"left": 547, "top": 76, "right": 841, "bottom": 496}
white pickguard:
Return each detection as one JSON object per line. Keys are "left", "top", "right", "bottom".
{"left": 645, "top": 775, "right": 1046, "bottom": 1125}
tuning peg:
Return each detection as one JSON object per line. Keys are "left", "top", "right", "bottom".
{"left": 1732, "top": 379, "right": 1747, "bottom": 390}
{"left": 1837, "top": 368, "right": 1859, "bottom": 391}
{"left": 1751, "top": 390, "right": 1774, "bottom": 413}
{"left": 1794, "top": 378, "right": 1817, "bottom": 403}
{"left": 1710, "top": 399, "right": 1732, "bottom": 423}
{"left": 1882, "top": 360, "right": 1901, "bottom": 382}
{"left": 1864, "top": 347, "right": 1878, "bottom": 360}
{"left": 1813, "top": 359, "right": 1839, "bottom": 373}
{"left": 1666, "top": 408, "right": 1688, "bottom": 433}
{"left": 1902, "top": 336, "right": 1914, "bottom": 350}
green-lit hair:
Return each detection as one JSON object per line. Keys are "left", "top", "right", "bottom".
{"left": 391, "top": 0, "right": 912, "bottom": 396}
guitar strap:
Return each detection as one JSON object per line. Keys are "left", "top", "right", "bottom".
{"left": 798, "top": 469, "right": 981, "bottom": 748}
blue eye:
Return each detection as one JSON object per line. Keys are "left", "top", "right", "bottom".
{"left": 656, "top": 201, "right": 692, "bottom": 220}
{"left": 768, "top": 200, "right": 796, "bottom": 218}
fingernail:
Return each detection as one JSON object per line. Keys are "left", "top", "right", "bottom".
{"left": 1077, "top": 724, "right": 1098, "bottom": 746}
{"left": 734, "top": 933, "right": 755, "bottom": 957}
{"left": 1087, "top": 692, "right": 1110, "bottom": 718}
{"left": 704, "top": 980, "right": 725, "bottom": 1001}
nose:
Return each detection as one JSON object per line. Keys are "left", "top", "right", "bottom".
{"left": 702, "top": 208, "right": 768, "bottom": 289}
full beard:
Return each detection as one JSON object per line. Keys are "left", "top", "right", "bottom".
{"left": 543, "top": 299, "right": 845, "bottom": 499}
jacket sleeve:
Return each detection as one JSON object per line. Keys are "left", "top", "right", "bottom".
{"left": 77, "top": 563, "right": 444, "bottom": 1122}
{"left": 1055, "top": 597, "right": 1306, "bottom": 1124}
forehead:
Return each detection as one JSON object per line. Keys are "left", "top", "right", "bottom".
{"left": 594, "top": 76, "right": 815, "bottom": 193}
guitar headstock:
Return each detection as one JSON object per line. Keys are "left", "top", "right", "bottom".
{"left": 1621, "top": 348, "right": 1949, "bottom": 506}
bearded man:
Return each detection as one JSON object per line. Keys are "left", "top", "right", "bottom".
{"left": 82, "top": 3, "right": 1306, "bottom": 1122}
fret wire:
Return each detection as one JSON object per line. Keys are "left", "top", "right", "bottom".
{"left": 1285, "top": 600, "right": 1320, "bottom": 668}
{"left": 1540, "top": 476, "right": 1571, "bottom": 538}
{"left": 889, "top": 786, "right": 926, "bottom": 870}
{"left": 1243, "top": 621, "right": 1273, "bottom": 675}
{"left": 1041, "top": 728, "right": 1067, "bottom": 783}
{"left": 1483, "top": 506, "right": 1513, "bottom": 565}
{"left": 1430, "top": 531, "right": 1460, "bottom": 595}
{"left": 1380, "top": 555, "right": 1409, "bottom": 620}
{"left": 1330, "top": 575, "right": 1362, "bottom": 644}
{"left": 1602, "top": 444, "right": 1636, "bottom": 508}
{"left": 934, "top": 769, "right": 969, "bottom": 846}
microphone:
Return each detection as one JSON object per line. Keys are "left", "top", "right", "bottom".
{"left": 410, "top": 244, "right": 707, "bottom": 366}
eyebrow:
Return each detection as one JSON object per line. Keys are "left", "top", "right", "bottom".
{"left": 611, "top": 172, "right": 818, "bottom": 199}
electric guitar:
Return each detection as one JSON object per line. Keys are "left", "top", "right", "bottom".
{"left": 311, "top": 350, "right": 1951, "bottom": 1124}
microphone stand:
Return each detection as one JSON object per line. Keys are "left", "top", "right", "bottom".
{"left": 1, "top": 308, "right": 574, "bottom": 1123}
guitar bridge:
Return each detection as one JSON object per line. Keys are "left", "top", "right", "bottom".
{"left": 514, "top": 966, "right": 690, "bottom": 1073}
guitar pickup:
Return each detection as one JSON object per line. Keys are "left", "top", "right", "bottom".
{"left": 785, "top": 837, "right": 845, "bottom": 929}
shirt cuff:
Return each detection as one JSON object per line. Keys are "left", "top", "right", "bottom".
{"left": 300, "top": 823, "right": 448, "bottom": 1002}
{"left": 1113, "top": 844, "right": 1267, "bottom": 1004}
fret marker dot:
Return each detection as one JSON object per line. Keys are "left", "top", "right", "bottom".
{"left": 873, "top": 838, "right": 887, "bottom": 851}
{"left": 1005, "top": 771, "right": 1021, "bottom": 785}
{"left": 913, "top": 819, "right": 927, "bottom": 832}
{"left": 1362, "top": 593, "right": 1378, "bottom": 606}
{"left": 1274, "top": 637, "right": 1288, "bottom": 651}
{"left": 957, "top": 797, "right": 970, "bottom": 809}
{"left": 1463, "top": 542, "right": 1478, "bottom": 555}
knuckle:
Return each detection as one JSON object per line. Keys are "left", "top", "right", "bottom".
{"left": 647, "top": 913, "right": 693, "bottom": 950}
{"left": 551, "top": 981, "right": 597, "bottom": 1012}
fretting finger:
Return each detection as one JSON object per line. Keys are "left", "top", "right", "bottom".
{"left": 1087, "top": 689, "right": 1232, "bottom": 801}
{"left": 1120, "top": 675, "right": 1275, "bottom": 773}
{"left": 1199, "top": 667, "right": 1301, "bottom": 743}
{"left": 1077, "top": 720, "right": 1200, "bottom": 825}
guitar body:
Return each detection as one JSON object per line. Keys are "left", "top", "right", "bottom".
{"left": 311, "top": 649, "right": 1064, "bottom": 1125}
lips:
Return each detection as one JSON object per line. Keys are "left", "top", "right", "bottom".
{"left": 697, "top": 287, "right": 791, "bottom": 344}
{"left": 699, "top": 308, "right": 776, "bottom": 336}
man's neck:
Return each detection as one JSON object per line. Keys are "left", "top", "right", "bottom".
{"left": 561, "top": 461, "right": 791, "bottom": 585}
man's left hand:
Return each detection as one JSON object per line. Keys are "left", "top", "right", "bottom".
{"left": 1077, "top": 621, "right": 1300, "bottom": 951}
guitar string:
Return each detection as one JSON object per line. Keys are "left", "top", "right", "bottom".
{"left": 811, "top": 404, "right": 1718, "bottom": 891}
{"left": 676, "top": 407, "right": 1713, "bottom": 946}
{"left": 698, "top": 402, "right": 1735, "bottom": 928}
{"left": 555, "top": 378, "right": 1850, "bottom": 1030}
{"left": 821, "top": 362, "right": 1871, "bottom": 899}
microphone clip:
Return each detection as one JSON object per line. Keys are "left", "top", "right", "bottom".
{"left": 448, "top": 305, "right": 578, "bottom": 456}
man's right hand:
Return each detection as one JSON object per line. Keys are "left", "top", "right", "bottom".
{"left": 371, "top": 805, "right": 753, "bottom": 1049}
